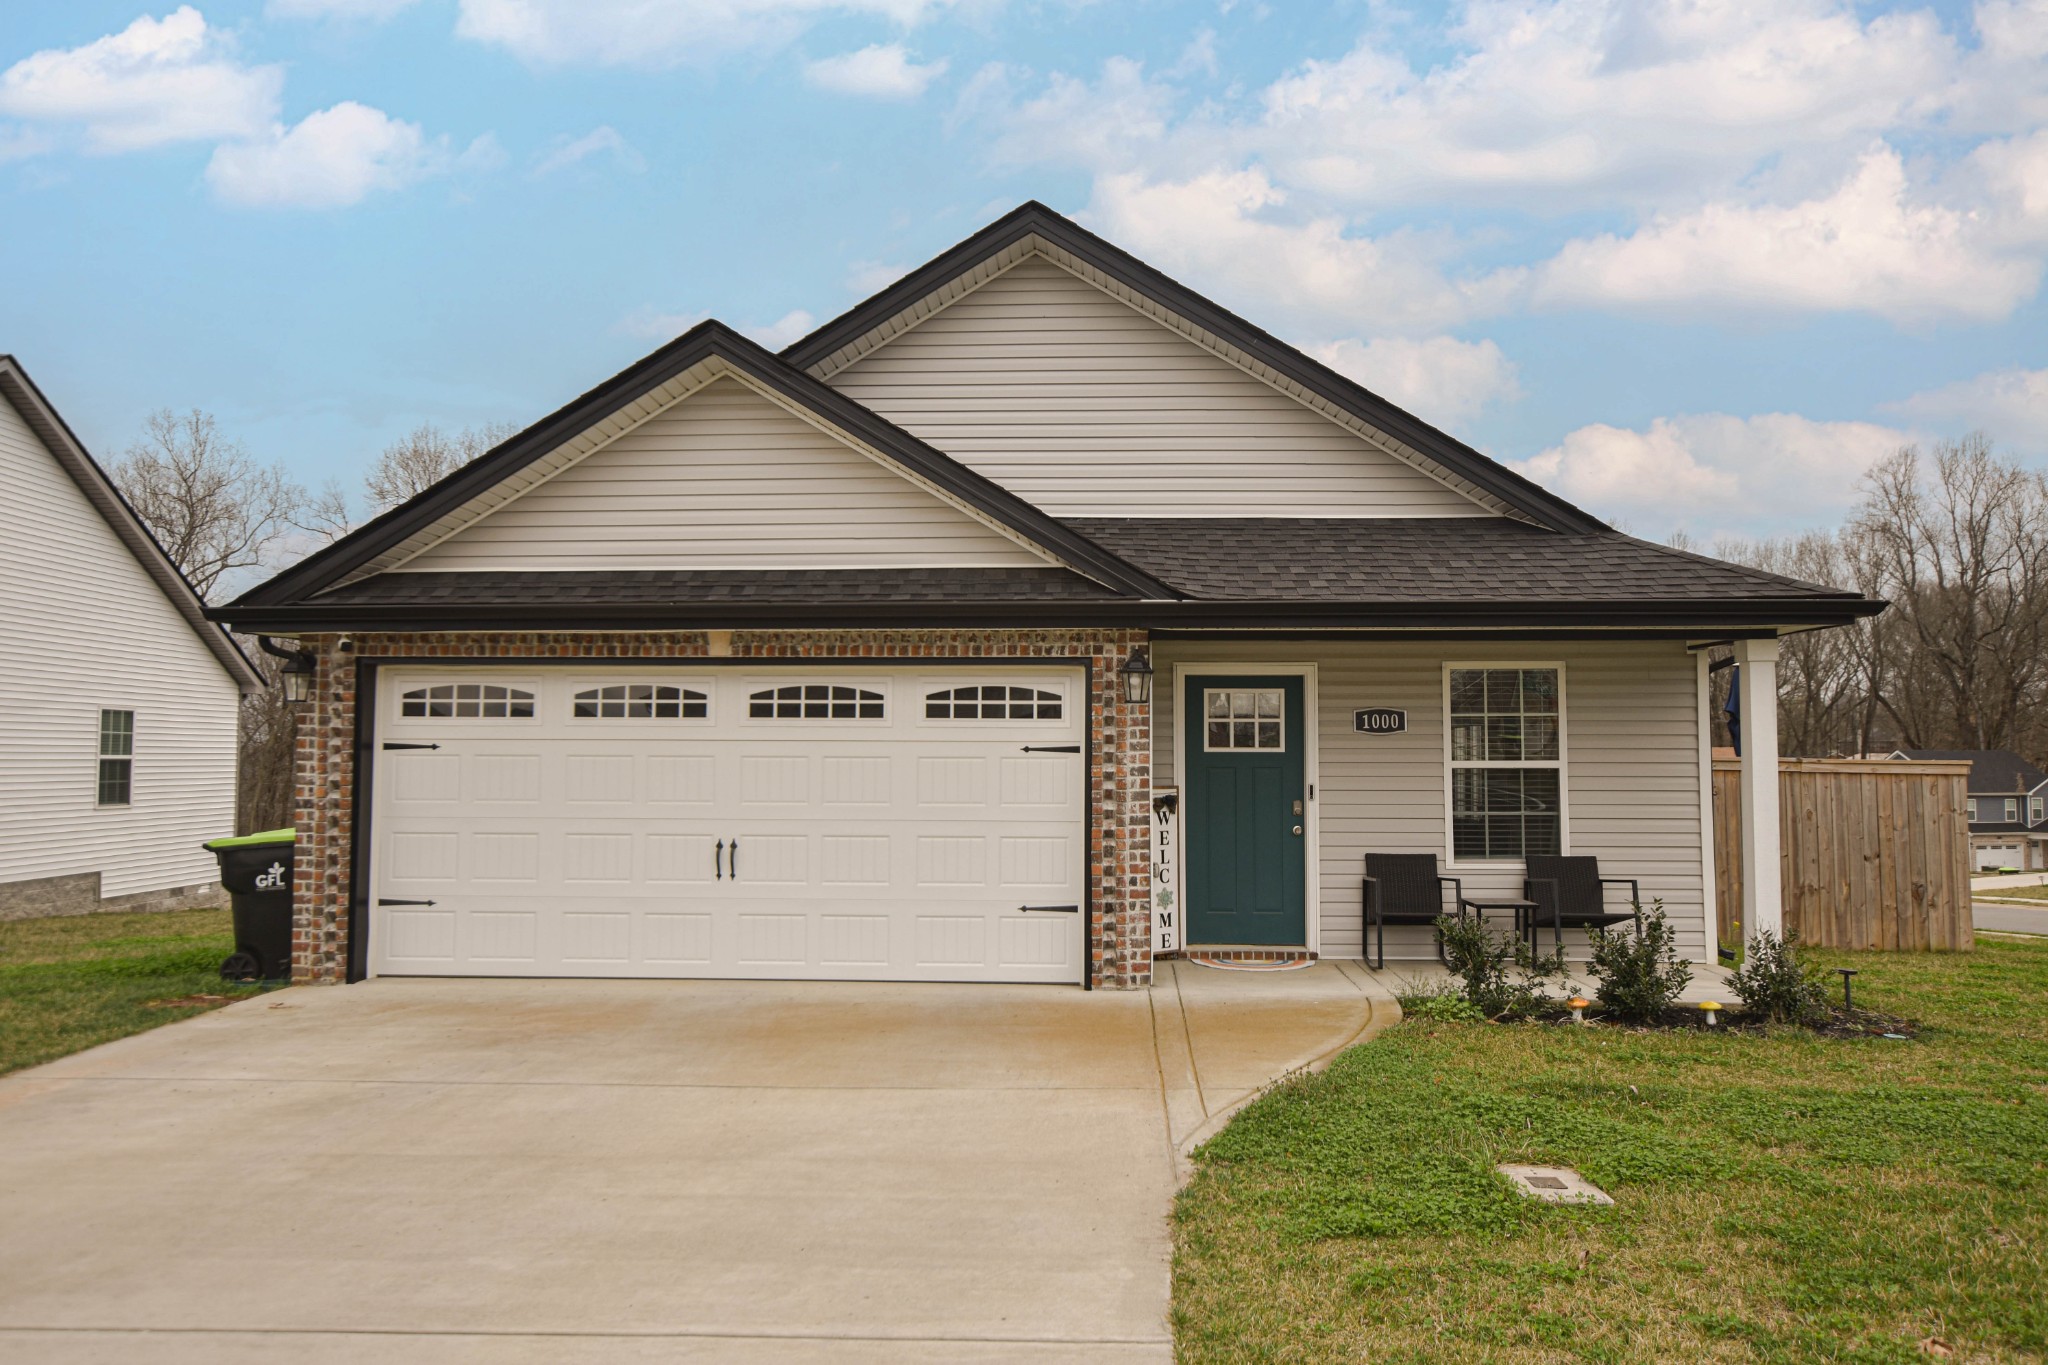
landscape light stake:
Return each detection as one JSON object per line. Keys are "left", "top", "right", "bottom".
{"left": 1836, "top": 968, "right": 1857, "bottom": 1010}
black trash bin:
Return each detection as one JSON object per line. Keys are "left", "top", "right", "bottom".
{"left": 203, "top": 828, "right": 296, "bottom": 982}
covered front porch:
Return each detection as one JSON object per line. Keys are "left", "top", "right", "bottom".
{"left": 1145, "top": 635, "right": 1789, "bottom": 972}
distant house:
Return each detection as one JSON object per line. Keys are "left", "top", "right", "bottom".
{"left": 0, "top": 356, "right": 262, "bottom": 920}
{"left": 1891, "top": 749, "right": 2048, "bottom": 870}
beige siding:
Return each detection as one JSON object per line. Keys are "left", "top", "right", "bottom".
{"left": 0, "top": 394, "right": 239, "bottom": 897}
{"left": 402, "top": 376, "right": 1049, "bottom": 572}
{"left": 828, "top": 256, "right": 1494, "bottom": 519}
{"left": 1154, "top": 639, "right": 1710, "bottom": 963}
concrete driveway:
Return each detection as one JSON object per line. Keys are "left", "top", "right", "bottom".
{"left": 0, "top": 962, "right": 1387, "bottom": 1364}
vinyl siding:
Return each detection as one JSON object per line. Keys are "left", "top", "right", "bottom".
{"left": 0, "top": 393, "right": 239, "bottom": 897}
{"left": 828, "top": 256, "right": 1494, "bottom": 520}
{"left": 402, "top": 376, "right": 1048, "bottom": 572}
{"left": 1154, "top": 639, "right": 1711, "bottom": 963}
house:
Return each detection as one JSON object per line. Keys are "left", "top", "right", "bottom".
{"left": 1892, "top": 749, "right": 2048, "bottom": 870}
{"left": 215, "top": 203, "right": 1882, "bottom": 987}
{"left": 0, "top": 356, "right": 262, "bottom": 920}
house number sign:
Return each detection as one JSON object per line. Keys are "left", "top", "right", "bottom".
{"left": 1353, "top": 708, "right": 1408, "bottom": 734}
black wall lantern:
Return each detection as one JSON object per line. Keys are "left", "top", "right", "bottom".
{"left": 259, "top": 636, "right": 317, "bottom": 704}
{"left": 1119, "top": 647, "right": 1154, "bottom": 705}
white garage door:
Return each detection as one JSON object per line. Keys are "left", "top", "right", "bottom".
{"left": 1976, "top": 843, "right": 2022, "bottom": 870}
{"left": 368, "top": 666, "right": 1087, "bottom": 983}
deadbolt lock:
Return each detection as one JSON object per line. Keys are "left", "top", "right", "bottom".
{"left": 1292, "top": 799, "right": 1304, "bottom": 816}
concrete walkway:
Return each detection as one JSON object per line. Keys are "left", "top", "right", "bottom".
{"left": 0, "top": 965, "right": 1388, "bottom": 1365}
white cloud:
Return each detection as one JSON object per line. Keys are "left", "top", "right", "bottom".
{"left": 847, "top": 260, "right": 908, "bottom": 294}
{"left": 1529, "top": 146, "right": 2043, "bottom": 322}
{"left": 1308, "top": 335, "right": 1521, "bottom": 433}
{"left": 804, "top": 44, "right": 948, "bottom": 98}
{"left": 1513, "top": 412, "right": 1910, "bottom": 530}
{"left": 743, "top": 309, "right": 817, "bottom": 349}
{"left": 1886, "top": 366, "right": 2048, "bottom": 452}
{"left": 205, "top": 102, "right": 451, "bottom": 208}
{"left": 532, "top": 125, "right": 644, "bottom": 176}
{"left": 0, "top": 6, "right": 282, "bottom": 152}
{"left": 455, "top": 0, "right": 967, "bottom": 68}
{"left": 1082, "top": 169, "right": 1525, "bottom": 336}
{"left": 0, "top": 125, "right": 52, "bottom": 162}
{"left": 616, "top": 307, "right": 707, "bottom": 341}
{"left": 266, "top": 0, "right": 423, "bottom": 18}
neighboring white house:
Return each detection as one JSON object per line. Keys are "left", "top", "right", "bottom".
{"left": 0, "top": 355, "right": 262, "bottom": 920}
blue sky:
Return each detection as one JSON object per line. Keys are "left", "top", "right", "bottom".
{"left": 4, "top": 0, "right": 2046, "bottom": 542}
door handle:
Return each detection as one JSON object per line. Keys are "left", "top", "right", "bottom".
{"left": 382, "top": 742, "right": 440, "bottom": 751}
{"left": 1292, "top": 825, "right": 1304, "bottom": 836}
{"left": 377, "top": 898, "right": 436, "bottom": 906}
{"left": 1019, "top": 904, "right": 1080, "bottom": 913}
{"left": 729, "top": 839, "right": 738, "bottom": 881}
{"left": 1020, "top": 744, "right": 1080, "bottom": 754}
{"left": 715, "top": 839, "right": 723, "bottom": 880}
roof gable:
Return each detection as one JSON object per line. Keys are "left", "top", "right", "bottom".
{"left": 0, "top": 357, "right": 259, "bottom": 691}
{"left": 400, "top": 373, "right": 1056, "bottom": 573}
{"left": 824, "top": 255, "right": 1496, "bottom": 520}
{"left": 232, "top": 323, "right": 1175, "bottom": 610}
{"left": 784, "top": 203, "right": 1606, "bottom": 535}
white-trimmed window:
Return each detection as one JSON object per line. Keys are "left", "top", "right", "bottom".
{"left": 1203, "top": 687, "right": 1284, "bottom": 751}
{"left": 748, "top": 683, "right": 884, "bottom": 720}
{"left": 2005, "top": 798, "right": 2019, "bottom": 822}
{"left": 925, "top": 685, "right": 1062, "bottom": 721}
{"left": 400, "top": 682, "right": 536, "bottom": 719}
{"left": 1447, "top": 666, "right": 1563, "bottom": 862}
{"left": 573, "top": 683, "right": 707, "bottom": 720}
{"left": 1968, "top": 798, "right": 1980, "bottom": 822}
{"left": 2031, "top": 796, "right": 2043, "bottom": 824}
{"left": 97, "top": 709, "right": 133, "bottom": 807}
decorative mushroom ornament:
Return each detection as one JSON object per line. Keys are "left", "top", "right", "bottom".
{"left": 1700, "top": 1001, "right": 1722, "bottom": 1027}
{"left": 1568, "top": 997, "right": 1590, "bottom": 1025}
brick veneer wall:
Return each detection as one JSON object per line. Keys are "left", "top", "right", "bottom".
{"left": 293, "top": 629, "right": 1153, "bottom": 987}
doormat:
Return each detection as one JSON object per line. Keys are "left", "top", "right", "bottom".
{"left": 1184, "top": 952, "right": 1316, "bottom": 971}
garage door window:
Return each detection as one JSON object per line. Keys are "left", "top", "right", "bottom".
{"left": 925, "top": 685, "right": 1063, "bottom": 721}
{"left": 400, "top": 683, "right": 536, "bottom": 719}
{"left": 573, "top": 684, "right": 708, "bottom": 719}
{"left": 748, "top": 683, "right": 884, "bottom": 720}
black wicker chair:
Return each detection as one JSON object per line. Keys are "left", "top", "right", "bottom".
{"left": 1362, "top": 853, "right": 1464, "bottom": 970}
{"left": 1521, "top": 855, "right": 1641, "bottom": 956}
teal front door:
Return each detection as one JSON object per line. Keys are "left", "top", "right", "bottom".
{"left": 1184, "top": 675, "right": 1307, "bottom": 946}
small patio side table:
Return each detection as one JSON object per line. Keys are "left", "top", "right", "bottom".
{"left": 1458, "top": 896, "right": 1538, "bottom": 945}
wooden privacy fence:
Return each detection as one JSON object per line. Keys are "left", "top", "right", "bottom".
{"left": 1712, "top": 758, "right": 1974, "bottom": 952}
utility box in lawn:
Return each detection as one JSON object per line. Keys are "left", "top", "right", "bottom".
{"left": 202, "top": 828, "right": 295, "bottom": 982}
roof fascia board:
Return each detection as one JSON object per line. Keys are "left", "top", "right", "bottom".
{"left": 232, "top": 323, "right": 1175, "bottom": 609}
{"left": 783, "top": 204, "right": 1607, "bottom": 534}
{"left": 0, "top": 357, "right": 262, "bottom": 692}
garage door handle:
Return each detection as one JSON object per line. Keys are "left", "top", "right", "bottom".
{"left": 1020, "top": 745, "right": 1080, "bottom": 754}
{"left": 382, "top": 742, "right": 440, "bottom": 751}
{"left": 1019, "top": 904, "right": 1079, "bottom": 913}
{"left": 729, "top": 839, "right": 738, "bottom": 880}
{"left": 377, "top": 898, "right": 436, "bottom": 906}
{"left": 715, "top": 840, "right": 723, "bottom": 880}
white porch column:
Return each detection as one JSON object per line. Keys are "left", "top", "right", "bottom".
{"left": 1735, "top": 637, "right": 1782, "bottom": 943}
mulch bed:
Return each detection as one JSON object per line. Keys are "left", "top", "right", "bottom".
{"left": 1526, "top": 1001, "right": 1920, "bottom": 1038}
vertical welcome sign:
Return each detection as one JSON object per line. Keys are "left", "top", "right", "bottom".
{"left": 1152, "top": 788, "right": 1179, "bottom": 954}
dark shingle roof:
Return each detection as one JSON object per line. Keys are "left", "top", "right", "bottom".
{"left": 1059, "top": 518, "right": 1857, "bottom": 603}
{"left": 1894, "top": 750, "right": 2047, "bottom": 795}
{"left": 315, "top": 567, "right": 1125, "bottom": 606}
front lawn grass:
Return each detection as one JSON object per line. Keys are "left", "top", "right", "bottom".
{"left": 1173, "top": 941, "right": 2048, "bottom": 1363}
{"left": 0, "top": 908, "right": 264, "bottom": 1077}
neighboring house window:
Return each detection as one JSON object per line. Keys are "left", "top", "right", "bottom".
{"left": 400, "top": 683, "right": 536, "bottom": 718}
{"left": 2032, "top": 796, "right": 2044, "bottom": 824}
{"left": 573, "top": 684, "right": 707, "bottom": 719}
{"left": 1448, "top": 666, "right": 1564, "bottom": 862}
{"left": 926, "top": 685, "right": 1062, "bottom": 721}
{"left": 1968, "top": 798, "right": 1979, "bottom": 822}
{"left": 97, "top": 709, "right": 134, "bottom": 806}
{"left": 2006, "top": 798, "right": 2019, "bottom": 822}
{"left": 1203, "top": 687, "right": 1284, "bottom": 751}
{"left": 748, "top": 684, "right": 884, "bottom": 719}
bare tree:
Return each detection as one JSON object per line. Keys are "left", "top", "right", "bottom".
{"left": 110, "top": 409, "right": 305, "bottom": 600}
{"left": 365, "top": 421, "right": 517, "bottom": 512}
{"left": 235, "top": 647, "right": 298, "bottom": 833}
{"left": 1855, "top": 436, "right": 2048, "bottom": 755}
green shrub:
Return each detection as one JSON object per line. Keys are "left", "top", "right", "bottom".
{"left": 1396, "top": 979, "right": 1485, "bottom": 1024}
{"left": 1729, "top": 929, "right": 1829, "bottom": 1025}
{"left": 1436, "top": 913, "right": 1566, "bottom": 1020}
{"left": 1588, "top": 901, "right": 1693, "bottom": 1023}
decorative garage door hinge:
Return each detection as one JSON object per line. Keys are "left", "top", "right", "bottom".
{"left": 1019, "top": 744, "right": 1080, "bottom": 753}
{"left": 382, "top": 742, "right": 440, "bottom": 751}
{"left": 1019, "top": 904, "right": 1080, "bottom": 913}
{"left": 377, "top": 898, "right": 437, "bottom": 906}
